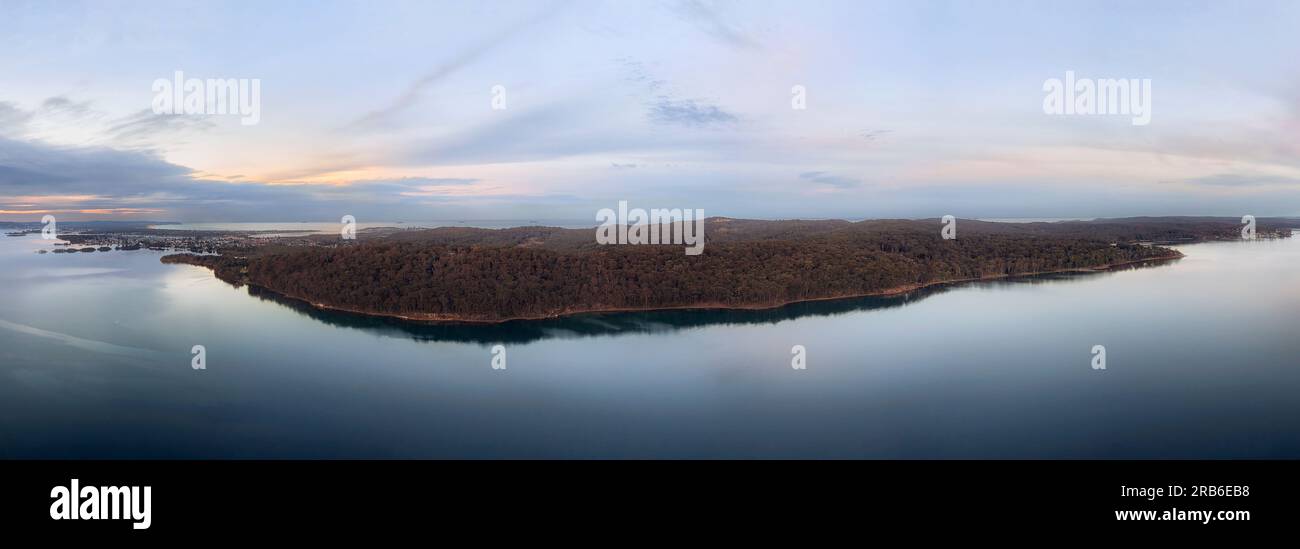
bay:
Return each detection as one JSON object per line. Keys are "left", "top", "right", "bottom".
{"left": 1, "top": 231, "right": 1297, "bottom": 458}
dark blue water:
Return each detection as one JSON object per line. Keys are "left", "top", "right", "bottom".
{"left": 2, "top": 232, "right": 1297, "bottom": 458}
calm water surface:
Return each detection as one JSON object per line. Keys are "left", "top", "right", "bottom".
{"left": 1, "top": 232, "right": 1297, "bottom": 458}
{"left": 149, "top": 220, "right": 593, "bottom": 233}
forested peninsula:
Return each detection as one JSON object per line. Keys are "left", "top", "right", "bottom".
{"left": 161, "top": 217, "right": 1295, "bottom": 323}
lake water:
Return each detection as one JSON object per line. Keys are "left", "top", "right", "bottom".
{"left": 149, "top": 220, "right": 595, "bottom": 233}
{"left": 2, "top": 232, "right": 1298, "bottom": 458}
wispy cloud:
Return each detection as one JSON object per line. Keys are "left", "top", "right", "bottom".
{"left": 106, "top": 109, "right": 215, "bottom": 144}
{"left": 800, "top": 171, "right": 862, "bottom": 189}
{"left": 0, "top": 101, "right": 35, "bottom": 137}
{"left": 1178, "top": 173, "right": 1300, "bottom": 188}
{"left": 617, "top": 57, "right": 667, "bottom": 92}
{"left": 618, "top": 57, "right": 740, "bottom": 129}
{"left": 346, "top": 1, "right": 571, "bottom": 131}
{"left": 40, "top": 96, "right": 94, "bottom": 118}
{"left": 671, "top": 0, "right": 760, "bottom": 50}
{"left": 648, "top": 97, "right": 737, "bottom": 127}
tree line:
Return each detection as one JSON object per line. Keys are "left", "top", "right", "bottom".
{"left": 164, "top": 223, "right": 1183, "bottom": 321}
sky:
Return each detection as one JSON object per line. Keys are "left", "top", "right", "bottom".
{"left": 1, "top": 0, "right": 1298, "bottom": 222}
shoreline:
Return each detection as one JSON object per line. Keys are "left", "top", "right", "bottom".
{"left": 192, "top": 251, "right": 1184, "bottom": 325}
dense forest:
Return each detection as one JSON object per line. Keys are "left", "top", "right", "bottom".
{"left": 157, "top": 217, "right": 1228, "bottom": 322}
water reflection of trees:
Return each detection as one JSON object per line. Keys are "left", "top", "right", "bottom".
{"left": 245, "top": 258, "right": 1178, "bottom": 345}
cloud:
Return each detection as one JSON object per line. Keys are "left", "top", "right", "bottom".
{"left": 399, "top": 102, "right": 579, "bottom": 165}
{"left": 671, "top": 0, "right": 760, "bottom": 50}
{"left": 0, "top": 135, "right": 561, "bottom": 221}
{"left": 0, "top": 137, "right": 192, "bottom": 194}
{"left": 359, "top": 176, "right": 479, "bottom": 187}
{"left": 106, "top": 109, "right": 216, "bottom": 144}
{"left": 617, "top": 57, "right": 667, "bottom": 93}
{"left": 859, "top": 129, "right": 892, "bottom": 142}
{"left": 0, "top": 96, "right": 199, "bottom": 149}
{"left": 396, "top": 98, "right": 755, "bottom": 168}
{"left": 350, "top": 177, "right": 483, "bottom": 197}
{"left": 1178, "top": 173, "right": 1300, "bottom": 188}
{"left": 647, "top": 97, "right": 738, "bottom": 127}
{"left": 799, "top": 171, "right": 861, "bottom": 189}
{"left": 0, "top": 101, "right": 35, "bottom": 137}
{"left": 346, "top": 1, "right": 571, "bottom": 131}
{"left": 40, "top": 96, "right": 94, "bottom": 118}
{"left": 399, "top": 101, "right": 651, "bottom": 165}
{"left": 619, "top": 57, "right": 740, "bottom": 129}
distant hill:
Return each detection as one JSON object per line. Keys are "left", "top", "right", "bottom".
{"left": 307, "top": 216, "right": 1298, "bottom": 250}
